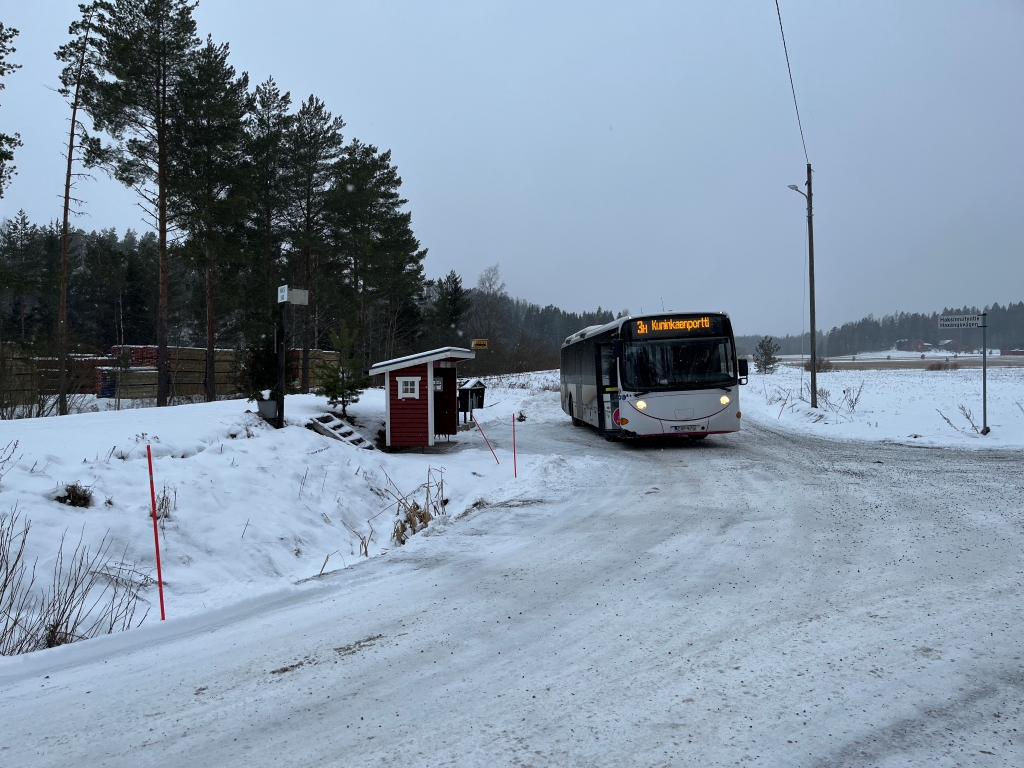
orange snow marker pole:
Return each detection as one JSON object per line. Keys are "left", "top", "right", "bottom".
{"left": 146, "top": 445, "right": 166, "bottom": 620}
{"left": 472, "top": 413, "right": 499, "bottom": 464}
{"left": 512, "top": 413, "right": 517, "bottom": 478}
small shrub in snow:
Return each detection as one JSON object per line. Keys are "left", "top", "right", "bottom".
{"left": 958, "top": 404, "right": 980, "bottom": 434}
{"left": 56, "top": 482, "right": 93, "bottom": 508}
{"left": 155, "top": 484, "right": 176, "bottom": 523}
{"left": 842, "top": 383, "right": 865, "bottom": 413}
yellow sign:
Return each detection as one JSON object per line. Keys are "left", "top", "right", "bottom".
{"left": 472, "top": 339, "right": 489, "bottom": 349}
{"left": 635, "top": 316, "right": 710, "bottom": 335}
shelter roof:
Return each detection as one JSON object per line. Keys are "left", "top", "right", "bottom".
{"left": 368, "top": 347, "right": 475, "bottom": 376}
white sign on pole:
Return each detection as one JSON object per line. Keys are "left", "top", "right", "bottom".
{"left": 938, "top": 314, "right": 982, "bottom": 329}
{"left": 277, "top": 285, "right": 309, "bottom": 305}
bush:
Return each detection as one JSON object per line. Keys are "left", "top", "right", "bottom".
{"left": 56, "top": 482, "right": 93, "bottom": 508}
{"left": 803, "top": 357, "right": 835, "bottom": 373}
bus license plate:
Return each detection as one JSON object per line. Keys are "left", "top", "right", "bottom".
{"left": 671, "top": 425, "right": 705, "bottom": 432}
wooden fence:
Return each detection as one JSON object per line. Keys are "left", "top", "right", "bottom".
{"left": 2, "top": 345, "right": 341, "bottom": 404}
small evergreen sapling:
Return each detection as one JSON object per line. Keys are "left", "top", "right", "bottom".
{"left": 753, "top": 336, "right": 781, "bottom": 374}
{"left": 319, "top": 324, "right": 368, "bottom": 417}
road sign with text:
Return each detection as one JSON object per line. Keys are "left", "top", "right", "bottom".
{"left": 939, "top": 314, "right": 982, "bottom": 329}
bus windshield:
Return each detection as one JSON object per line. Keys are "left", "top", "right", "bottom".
{"left": 622, "top": 337, "right": 735, "bottom": 391}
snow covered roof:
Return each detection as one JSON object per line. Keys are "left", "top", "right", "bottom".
{"left": 368, "top": 347, "right": 475, "bottom": 375}
{"left": 459, "top": 378, "right": 485, "bottom": 390}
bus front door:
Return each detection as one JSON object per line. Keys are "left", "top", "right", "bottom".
{"left": 596, "top": 344, "right": 621, "bottom": 437}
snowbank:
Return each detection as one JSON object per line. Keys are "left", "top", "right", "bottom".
{"left": 0, "top": 383, "right": 549, "bottom": 627}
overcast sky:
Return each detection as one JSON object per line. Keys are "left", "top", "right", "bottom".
{"left": 2, "top": 1, "right": 1022, "bottom": 336}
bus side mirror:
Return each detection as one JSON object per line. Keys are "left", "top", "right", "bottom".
{"left": 738, "top": 358, "right": 749, "bottom": 384}
{"left": 612, "top": 340, "right": 623, "bottom": 358}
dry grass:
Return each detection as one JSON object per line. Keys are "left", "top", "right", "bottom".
{"left": 1, "top": 506, "right": 150, "bottom": 656}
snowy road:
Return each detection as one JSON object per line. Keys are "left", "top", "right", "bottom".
{"left": 2, "top": 412, "right": 1022, "bottom": 766}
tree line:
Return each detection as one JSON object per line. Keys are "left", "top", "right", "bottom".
{"left": 819, "top": 303, "right": 1024, "bottom": 356}
{"left": 0, "top": 3, "right": 612, "bottom": 412}
{"left": 738, "top": 302, "right": 1024, "bottom": 359}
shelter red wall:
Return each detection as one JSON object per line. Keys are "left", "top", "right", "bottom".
{"left": 389, "top": 364, "right": 430, "bottom": 446}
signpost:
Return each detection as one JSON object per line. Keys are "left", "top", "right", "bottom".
{"left": 276, "top": 286, "right": 310, "bottom": 428}
{"left": 471, "top": 339, "right": 489, "bottom": 350}
{"left": 939, "top": 313, "right": 989, "bottom": 434}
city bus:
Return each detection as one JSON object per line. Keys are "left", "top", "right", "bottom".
{"left": 560, "top": 312, "right": 748, "bottom": 439}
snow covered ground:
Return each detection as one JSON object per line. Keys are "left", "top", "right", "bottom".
{"left": 1, "top": 370, "right": 1021, "bottom": 766}
{"left": 744, "top": 364, "right": 1024, "bottom": 449}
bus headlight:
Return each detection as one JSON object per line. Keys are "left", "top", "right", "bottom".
{"left": 635, "top": 400, "right": 647, "bottom": 411}
{"left": 720, "top": 395, "right": 731, "bottom": 405}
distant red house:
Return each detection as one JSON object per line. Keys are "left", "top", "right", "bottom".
{"left": 896, "top": 339, "right": 931, "bottom": 353}
{"left": 369, "top": 347, "right": 476, "bottom": 449}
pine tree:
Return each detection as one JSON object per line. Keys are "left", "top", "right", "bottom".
{"left": 282, "top": 95, "right": 345, "bottom": 392}
{"left": 753, "top": 336, "right": 781, "bottom": 374}
{"left": 241, "top": 77, "right": 292, "bottom": 345}
{"left": 54, "top": 2, "right": 103, "bottom": 414}
{"left": 0, "top": 22, "right": 22, "bottom": 198}
{"left": 167, "top": 36, "right": 249, "bottom": 401}
{"left": 85, "top": 0, "right": 200, "bottom": 406}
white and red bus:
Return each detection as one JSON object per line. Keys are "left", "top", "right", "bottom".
{"left": 560, "top": 312, "right": 748, "bottom": 440}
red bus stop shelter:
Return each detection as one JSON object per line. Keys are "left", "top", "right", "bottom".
{"left": 369, "top": 347, "right": 476, "bottom": 449}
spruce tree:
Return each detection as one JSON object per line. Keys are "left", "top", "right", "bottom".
{"left": 330, "top": 139, "right": 425, "bottom": 363}
{"left": 84, "top": 0, "right": 200, "bottom": 406}
{"left": 424, "top": 270, "right": 471, "bottom": 347}
{"left": 318, "top": 323, "right": 367, "bottom": 417}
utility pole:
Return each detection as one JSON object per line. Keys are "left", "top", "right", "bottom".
{"left": 806, "top": 163, "right": 817, "bottom": 409}
{"left": 789, "top": 163, "right": 818, "bottom": 408}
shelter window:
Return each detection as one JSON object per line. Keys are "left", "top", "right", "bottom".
{"left": 397, "top": 377, "right": 420, "bottom": 399}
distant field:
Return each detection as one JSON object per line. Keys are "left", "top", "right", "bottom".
{"left": 778, "top": 353, "right": 1024, "bottom": 370}
{"left": 782, "top": 357, "right": 1024, "bottom": 370}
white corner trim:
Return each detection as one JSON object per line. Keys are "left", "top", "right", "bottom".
{"left": 385, "top": 372, "right": 391, "bottom": 446}
{"left": 427, "top": 366, "right": 435, "bottom": 446}
{"left": 396, "top": 376, "right": 420, "bottom": 399}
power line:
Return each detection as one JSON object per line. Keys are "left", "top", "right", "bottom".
{"left": 774, "top": 0, "right": 809, "bottom": 163}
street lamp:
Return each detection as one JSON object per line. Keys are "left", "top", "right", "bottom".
{"left": 789, "top": 163, "right": 817, "bottom": 409}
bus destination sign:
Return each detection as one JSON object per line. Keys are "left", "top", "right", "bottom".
{"left": 635, "top": 316, "right": 711, "bottom": 335}
{"left": 627, "top": 315, "right": 729, "bottom": 339}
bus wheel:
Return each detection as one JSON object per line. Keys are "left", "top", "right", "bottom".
{"left": 568, "top": 396, "right": 583, "bottom": 426}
